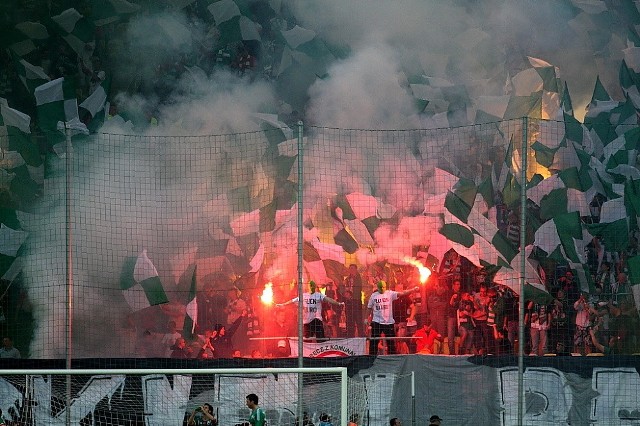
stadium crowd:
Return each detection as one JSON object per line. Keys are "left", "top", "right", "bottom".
{"left": 148, "top": 198, "right": 640, "bottom": 359}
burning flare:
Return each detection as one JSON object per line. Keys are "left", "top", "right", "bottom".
{"left": 403, "top": 257, "right": 432, "bottom": 284}
{"left": 260, "top": 282, "right": 274, "bottom": 305}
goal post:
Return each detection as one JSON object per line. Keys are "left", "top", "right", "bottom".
{"left": 0, "top": 367, "right": 351, "bottom": 426}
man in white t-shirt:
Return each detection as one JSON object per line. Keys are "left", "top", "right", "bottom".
{"left": 277, "top": 281, "right": 344, "bottom": 340}
{"left": 366, "top": 280, "right": 419, "bottom": 355}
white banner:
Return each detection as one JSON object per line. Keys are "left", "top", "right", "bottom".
{"left": 289, "top": 338, "right": 366, "bottom": 357}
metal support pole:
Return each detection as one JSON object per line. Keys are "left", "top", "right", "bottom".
{"left": 517, "top": 117, "right": 529, "bottom": 426}
{"left": 65, "top": 125, "right": 74, "bottom": 426}
{"left": 411, "top": 371, "right": 416, "bottom": 426}
{"left": 296, "top": 121, "right": 304, "bottom": 425}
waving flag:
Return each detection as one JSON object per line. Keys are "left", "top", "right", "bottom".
{"left": 182, "top": 265, "right": 198, "bottom": 337}
{"left": 120, "top": 250, "right": 168, "bottom": 312}
{"left": 50, "top": 8, "right": 95, "bottom": 60}
{"left": 34, "top": 78, "right": 88, "bottom": 135}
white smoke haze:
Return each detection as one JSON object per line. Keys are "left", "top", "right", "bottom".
{"left": 110, "top": 12, "right": 197, "bottom": 93}
{"left": 307, "top": 45, "right": 418, "bottom": 129}
{"left": 291, "top": 0, "right": 620, "bottom": 117}
{"left": 158, "top": 69, "right": 278, "bottom": 135}
{"left": 16, "top": 0, "right": 636, "bottom": 356}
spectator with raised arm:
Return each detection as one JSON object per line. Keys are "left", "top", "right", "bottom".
{"left": 365, "top": 280, "right": 420, "bottom": 356}
{"left": 276, "top": 281, "right": 344, "bottom": 341}
{"left": 188, "top": 403, "right": 217, "bottom": 425}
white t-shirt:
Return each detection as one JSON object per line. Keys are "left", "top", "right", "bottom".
{"left": 291, "top": 292, "right": 326, "bottom": 324}
{"left": 368, "top": 290, "right": 399, "bottom": 324}
{"left": 160, "top": 331, "right": 182, "bottom": 356}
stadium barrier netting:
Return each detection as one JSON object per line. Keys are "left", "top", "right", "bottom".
{"left": 1, "top": 118, "right": 640, "bottom": 425}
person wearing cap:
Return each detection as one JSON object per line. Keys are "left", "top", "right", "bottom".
{"left": 276, "top": 281, "right": 344, "bottom": 341}
{"left": 428, "top": 414, "right": 442, "bottom": 425}
{"left": 365, "top": 280, "right": 420, "bottom": 356}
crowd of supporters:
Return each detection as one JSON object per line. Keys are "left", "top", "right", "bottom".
{"left": 135, "top": 239, "right": 637, "bottom": 359}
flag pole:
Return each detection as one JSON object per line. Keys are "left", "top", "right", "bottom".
{"left": 65, "top": 123, "right": 74, "bottom": 426}
{"left": 296, "top": 120, "right": 305, "bottom": 425}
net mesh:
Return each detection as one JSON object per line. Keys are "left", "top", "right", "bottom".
{"left": 2, "top": 118, "right": 640, "bottom": 424}
{"left": 1, "top": 118, "right": 639, "bottom": 358}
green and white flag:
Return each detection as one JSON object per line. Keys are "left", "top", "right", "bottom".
{"left": 208, "top": 0, "right": 261, "bottom": 46}
{"left": 0, "top": 101, "right": 42, "bottom": 195}
{"left": 602, "top": 127, "right": 640, "bottom": 180}
{"left": 493, "top": 246, "right": 551, "bottom": 304}
{"left": 10, "top": 50, "right": 50, "bottom": 94}
{"left": 466, "top": 195, "right": 518, "bottom": 264}
{"left": 120, "top": 249, "right": 168, "bottom": 312}
{"left": 527, "top": 170, "right": 591, "bottom": 221}
{"left": 534, "top": 211, "right": 596, "bottom": 293}
{"left": 527, "top": 56, "right": 561, "bottom": 119}
{"left": 79, "top": 79, "right": 108, "bottom": 118}
{"left": 587, "top": 197, "right": 630, "bottom": 252}
{"left": 498, "top": 136, "right": 523, "bottom": 207}
{"left": 8, "top": 22, "right": 49, "bottom": 56}
{"left": 91, "top": 0, "right": 140, "bottom": 26}
{"left": 0, "top": 100, "right": 31, "bottom": 140}
{"left": 620, "top": 58, "right": 640, "bottom": 110}
{"left": 79, "top": 76, "right": 110, "bottom": 132}
{"left": 34, "top": 77, "right": 88, "bottom": 134}
{"left": 182, "top": 265, "right": 198, "bottom": 337}
{"left": 250, "top": 113, "right": 293, "bottom": 147}
{"left": 50, "top": 8, "right": 95, "bottom": 60}
{"left": 584, "top": 76, "right": 620, "bottom": 147}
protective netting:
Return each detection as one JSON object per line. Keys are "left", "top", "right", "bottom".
{"left": 1, "top": 118, "right": 640, "bottom": 360}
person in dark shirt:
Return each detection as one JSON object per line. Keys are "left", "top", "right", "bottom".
{"left": 210, "top": 313, "right": 246, "bottom": 358}
{"left": 197, "top": 281, "right": 227, "bottom": 334}
{"left": 393, "top": 281, "right": 414, "bottom": 354}
{"left": 170, "top": 338, "right": 193, "bottom": 359}
{"left": 340, "top": 264, "right": 364, "bottom": 337}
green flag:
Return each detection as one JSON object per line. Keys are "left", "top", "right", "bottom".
{"left": 91, "top": 0, "right": 140, "bottom": 26}
{"left": 34, "top": 77, "right": 88, "bottom": 134}
{"left": 10, "top": 50, "right": 50, "bottom": 94}
{"left": 50, "top": 8, "right": 95, "bottom": 58}
{"left": 586, "top": 197, "right": 629, "bottom": 252}
{"left": 182, "top": 265, "right": 198, "bottom": 338}
{"left": 120, "top": 249, "right": 168, "bottom": 312}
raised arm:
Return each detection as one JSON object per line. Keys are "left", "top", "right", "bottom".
{"left": 275, "top": 298, "right": 297, "bottom": 308}
{"left": 323, "top": 296, "right": 344, "bottom": 306}
{"left": 399, "top": 286, "right": 420, "bottom": 297}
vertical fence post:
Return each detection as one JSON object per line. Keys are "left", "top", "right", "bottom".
{"left": 411, "top": 371, "right": 416, "bottom": 426}
{"left": 65, "top": 125, "right": 74, "bottom": 426}
{"left": 296, "top": 120, "right": 305, "bottom": 425}
{"left": 517, "top": 117, "right": 529, "bottom": 426}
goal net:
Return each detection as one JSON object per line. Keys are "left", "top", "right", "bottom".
{"left": 0, "top": 367, "right": 360, "bottom": 426}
